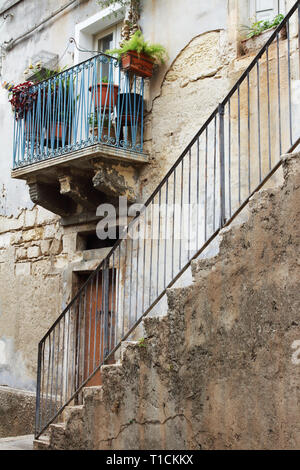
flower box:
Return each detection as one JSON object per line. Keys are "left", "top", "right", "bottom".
{"left": 241, "top": 25, "right": 287, "bottom": 56}
{"left": 121, "top": 50, "right": 154, "bottom": 78}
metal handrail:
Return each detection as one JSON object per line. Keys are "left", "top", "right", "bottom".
{"left": 35, "top": 1, "right": 300, "bottom": 438}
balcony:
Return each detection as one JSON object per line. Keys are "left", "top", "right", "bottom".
{"left": 11, "top": 53, "right": 149, "bottom": 219}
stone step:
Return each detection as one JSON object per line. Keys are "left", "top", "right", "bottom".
{"left": 83, "top": 385, "right": 102, "bottom": 402}
{"left": 120, "top": 340, "right": 139, "bottom": 361}
{"left": 0, "top": 434, "right": 34, "bottom": 451}
{"left": 33, "top": 434, "right": 50, "bottom": 450}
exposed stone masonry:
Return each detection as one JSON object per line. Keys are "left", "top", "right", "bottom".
{"left": 40, "top": 153, "right": 300, "bottom": 450}
{"left": 0, "top": 205, "right": 110, "bottom": 389}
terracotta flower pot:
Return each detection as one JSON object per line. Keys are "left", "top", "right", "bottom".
{"left": 121, "top": 50, "right": 154, "bottom": 78}
{"left": 89, "top": 83, "right": 119, "bottom": 109}
{"left": 45, "top": 121, "right": 69, "bottom": 142}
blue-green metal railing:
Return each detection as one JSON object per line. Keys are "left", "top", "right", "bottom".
{"left": 13, "top": 53, "right": 145, "bottom": 168}
{"left": 35, "top": 1, "right": 300, "bottom": 439}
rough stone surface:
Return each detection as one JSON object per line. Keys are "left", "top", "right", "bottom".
{"left": 93, "top": 164, "right": 139, "bottom": 203}
{"left": 27, "top": 245, "right": 41, "bottom": 259}
{"left": 43, "top": 224, "right": 57, "bottom": 240}
{"left": 47, "top": 153, "right": 300, "bottom": 450}
{"left": 40, "top": 239, "right": 51, "bottom": 256}
{"left": 0, "top": 434, "right": 34, "bottom": 450}
{"left": 0, "top": 386, "right": 35, "bottom": 438}
{"left": 15, "top": 262, "right": 31, "bottom": 277}
{"left": 49, "top": 238, "right": 63, "bottom": 256}
{"left": 24, "top": 208, "right": 37, "bottom": 229}
{"left": 16, "top": 247, "right": 27, "bottom": 260}
{"left": 23, "top": 228, "right": 43, "bottom": 242}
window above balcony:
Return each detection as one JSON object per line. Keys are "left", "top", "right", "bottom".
{"left": 74, "top": 5, "right": 124, "bottom": 64}
{"left": 249, "top": 0, "right": 286, "bottom": 21}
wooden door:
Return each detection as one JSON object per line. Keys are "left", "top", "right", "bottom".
{"left": 81, "top": 269, "right": 116, "bottom": 387}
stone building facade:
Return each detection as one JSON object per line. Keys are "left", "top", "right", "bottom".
{"left": 0, "top": 0, "right": 297, "bottom": 440}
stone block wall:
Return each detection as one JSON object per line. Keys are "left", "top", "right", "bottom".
{"left": 0, "top": 205, "right": 109, "bottom": 390}
{"left": 0, "top": 386, "right": 36, "bottom": 438}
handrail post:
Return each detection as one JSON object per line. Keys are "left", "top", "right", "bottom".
{"left": 219, "top": 103, "right": 226, "bottom": 227}
{"left": 35, "top": 342, "right": 42, "bottom": 438}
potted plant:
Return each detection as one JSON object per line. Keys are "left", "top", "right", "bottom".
{"left": 89, "top": 112, "right": 115, "bottom": 141}
{"left": 9, "top": 81, "right": 38, "bottom": 146}
{"left": 43, "top": 74, "right": 75, "bottom": 145}
{"left": 107, "top": 30, "right": 167, "bottom": 79}
{"left": 34, "top": 67, "right": 76, "bottom": 146}
{"left": 89, "top": 76, "right": 119, "bottom": 110}
{"left": 241, "top": 14, "right": 285, "bottom": 55}
{"left": 9, "top": 81, "right": 37, "bottom": 121}
{"left": 19, "top": 63, "right": 74, "bottom": 146}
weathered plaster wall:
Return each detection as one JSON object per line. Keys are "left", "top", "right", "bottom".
{"left": 0, "top": 206, "right": 63, "bottom": 389}
{"left": 139, "top": 0, "right": 229, "bottom": 101}
{"left": 141, "top": 29, "right": 234, "bottom": 199}
{"left": 0, "top": 205, "right": 111, "bottom": 389}
{"left": 0, "top": 0, "right": 229, "bottom": 217}
{"left": 141, "top": 25, "right": 300, "bottom": 202}
{"left": 48, "top": 152, "right": 300, "bottom": 450}
{"left": 0, "top": 1, "right": 123, "bottom": 390}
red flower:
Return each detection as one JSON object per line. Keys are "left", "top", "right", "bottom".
{"left": 9, "top": 81, "right": 37, "bottom": 120}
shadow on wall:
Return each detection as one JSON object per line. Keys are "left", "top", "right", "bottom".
{"left": 0, "top": 337, "right": 35, "bottom": 391}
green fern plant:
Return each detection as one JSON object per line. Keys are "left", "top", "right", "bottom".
{"left": 107, "top": 30, "right": 168, "bottom": 64}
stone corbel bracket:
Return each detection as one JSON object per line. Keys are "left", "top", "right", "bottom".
{"left": 92, "top": 162, "right": 139, "bottom": 204}
{"left": 27, "top": 176, "right": 76, "bottom": 218}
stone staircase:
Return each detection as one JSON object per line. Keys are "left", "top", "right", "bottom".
{"left": 34, "top": 152, "right": 300, "bottom": 450}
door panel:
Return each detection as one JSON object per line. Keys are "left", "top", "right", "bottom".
{"left": 78, "top": 270, "right": 116, "bottom": 387}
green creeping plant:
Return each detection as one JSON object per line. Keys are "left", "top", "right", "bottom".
{"left": 242, "top": 13, "right": 284, "bottom": 39}
{"left": 138, "top": 337, "right": 146, "bottom": 348}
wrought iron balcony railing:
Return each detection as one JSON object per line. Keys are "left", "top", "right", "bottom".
{"left": 12, "top": 53, "right": 145, "bottom": 168}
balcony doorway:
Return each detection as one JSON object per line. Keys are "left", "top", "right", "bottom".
{"left": 93, "top": 24, "right": 122, "bottom": 82}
